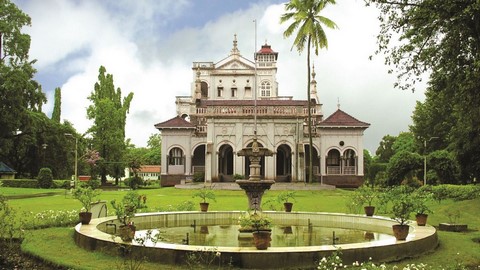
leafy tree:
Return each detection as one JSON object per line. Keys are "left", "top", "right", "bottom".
{"left": 375, "top": 135, "right": 396, "bottom": 163}
{"left": 386, "top": 151, "right": 423, "bottom": 186}
{"left": 367, "top": 0, "right": 480, "bottom": 181}
{"left": 392, "top": 132, "right": 415, "bottom": 154}
{"left": 145, "top": 133, "right": 161, "bottom": 165}
{"left": 51, "top": 87, "right": 61, "bottom": 122}
{"left": 280, "top": 0, "right": 337, "bottom": 183}
{"left": 87, "top": 66, "right": 133, "bottom": 184}
{"left": 0, "top": 0, "right": 46, "bottom": 160}
{"left": 428, "top": 150, "right": 459, "bottom": 184}
{"left": 37, "top": 167, "right": 53, "bottom": 188}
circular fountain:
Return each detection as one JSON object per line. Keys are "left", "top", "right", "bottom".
{"left": 74, "top": 211, "right": 438, "bottom": 269}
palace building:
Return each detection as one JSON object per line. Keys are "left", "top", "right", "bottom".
{"left": 154, "top": 36, "right": 369, "bottom": 187}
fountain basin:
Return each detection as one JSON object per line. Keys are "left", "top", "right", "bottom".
{"left": 74, "top": 211, "right": 438, "bottom": 269}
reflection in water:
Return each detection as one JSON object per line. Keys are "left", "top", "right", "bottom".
{"left": 136, "top": 225, "right": 394, "bottom": 248}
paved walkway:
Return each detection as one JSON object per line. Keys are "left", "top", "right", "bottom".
{"left": 175, "top": 182, "right": 336, "bottom": 190}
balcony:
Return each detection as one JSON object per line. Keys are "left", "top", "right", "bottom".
{"left": 195, "top": 106, "right": 312, "bottom": 117}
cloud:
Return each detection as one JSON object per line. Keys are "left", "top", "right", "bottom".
{"left": 19, "top": 0, "right": 425, "bottom": 152}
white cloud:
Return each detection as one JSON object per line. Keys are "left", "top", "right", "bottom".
{"left": 19, "top": 0, "right": 425, "bottom": 151}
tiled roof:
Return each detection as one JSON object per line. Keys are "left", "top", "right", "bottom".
{"left": 154, "top": 116, "right": 196, "bottom": 129}
{"left": 319, "top": 109, "right": 370, "bottom": 128}
{"left": 257, "top": 44, "right": 276, "bottom": 54}
{"left": 199, "top": 99, "right": 308, "bottom": 107}
{"left": 0, "top": 162, "right": 16, "bottom": 173}
{"left": 135, "top": 165, "right": 161, "bottom": 173}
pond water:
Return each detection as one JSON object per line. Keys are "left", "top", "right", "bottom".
{"left": 136, "top": 225, "right": 395, "bottom": 247}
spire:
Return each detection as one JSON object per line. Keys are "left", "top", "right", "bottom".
{"left": 194, "top": 67, "right": 201, "bottom": 101}
{"left": 310, "top": 63, "right": 319, "bottom": 103}
{"left": 230, "top": 34, "right": 240, "bottom": 56}
{"left": 337, "top": 97, "right": 341, "bottom": 110}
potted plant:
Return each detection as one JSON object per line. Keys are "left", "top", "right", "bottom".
{"left": 276, "top": 191, "right": 297, "bottom": 212}
{"left": 412, "top": 191, "right": 433, "bottom": 226}
{"left": 238, "top": 210, "right": 272, "bottom": 250}
{"left": 73, "top": 185, "right": 101, "bottom": 224}
{"left": 356, "top": 184, "right": 377, "bottom": 216}
{"left": 111, "top": 194, "right": 138, "bottom": 241}
{"left": 439, "top": 209, "right": 468, "bottom": 232}
{"left": 390, "top": 194, "right": 415, "bottom": 240}
{"left": 192, "top": 188, "right": 216, "bottom": 212}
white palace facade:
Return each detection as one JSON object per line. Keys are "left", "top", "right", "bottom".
{"left": 155, "top": 36, "right": 369, "bottom": 187}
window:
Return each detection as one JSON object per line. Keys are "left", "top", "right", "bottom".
{"left": 169, "top": 147, "right": 184, "bottom": 165}
{"left": 244, "top": 87, "right": 252, "bottom": 97}
{"left": 217, "top": 87, "right": 223, "bottom": 97}
{"left": 260, "top": 81, "right": 271, "bottom": 97}
{"left": 231, "top": 87, "right": 237, "bottom": 97}
{"left": 201, "top": 82, "right": 208, "bottom": 97}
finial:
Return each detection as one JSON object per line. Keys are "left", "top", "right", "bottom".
{"left": 231, "top": 34, "right": 240, "bottom": 55}
{"left": 311, "top": 63, "right": 316, "bottom": 80}
{"left": 337, "top": 98, "right": 341, "bottom": 109}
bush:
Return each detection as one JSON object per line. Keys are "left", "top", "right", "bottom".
{"left": 0, "top": 179, "right": 38, "bottom": 188}
{"left": 429, "top": 184, "right": 480, "bottom": 203}
{"left": 53, "top": 180, "right": 71, "bottom": 189}
{"left": 86, "top": 179, "right": 101, "bottom": 189}
{"left": 37, "top": 168, "right": 53, "bottom": 189}
{"left": 124, "top": 176, "right": 143, "bottom": 190}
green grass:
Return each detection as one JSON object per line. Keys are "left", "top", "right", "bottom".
{"left": 3, "top": 187, "right": 480, "bottom": 269}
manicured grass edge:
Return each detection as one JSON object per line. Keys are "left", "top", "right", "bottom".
{"left": 21, "top": 227, "right": 180, "bottom": 270}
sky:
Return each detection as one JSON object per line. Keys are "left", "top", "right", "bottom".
{"left": 14, "top": 0, "right": 426, "bottom": 153}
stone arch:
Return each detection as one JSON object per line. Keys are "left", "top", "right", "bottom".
{"left": 201, "top": 81, "right": 208, "bottom": 98}
{"left": 218, "top": 144, "right": 234, "bottom": 182}
{"left": 342, "top": 148, "right": 357, "bottom": 175}
{"left": 326, "top": 148, "right": 341, "bottom": 175}
{"left": 192, "top": 144, "right": 206, "bottom": 175}
{"left": 304, "top": 144, "right": 320, "bottom": 180}
{"left": 276, "top": 143, "right": 292, "bottom": 182}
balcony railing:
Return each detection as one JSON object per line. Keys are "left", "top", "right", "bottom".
{"left": 326, "top": 166, "right": 357, "bottom": 175}
{"left": 195, "top": 106, "right": 315, "bottom": 117}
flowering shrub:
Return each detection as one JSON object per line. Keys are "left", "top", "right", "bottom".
{"left": 317, "top": 252, "right": 468, "bottom": 270}
{"left": 24, "top": 209, "right": 79, "bottom": 229}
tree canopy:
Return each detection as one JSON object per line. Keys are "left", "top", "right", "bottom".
{"left": 368, "top": 0, "right": 480, "bottom": 181}
{"left": 87, "top": 66, "right": 133, "bottom": 184}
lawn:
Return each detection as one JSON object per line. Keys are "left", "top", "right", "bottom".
{"left": 1, "top": 186, "right": 479, "bottom": 269}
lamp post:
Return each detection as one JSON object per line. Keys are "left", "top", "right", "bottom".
{"left": 65, "top": 133, "right": 78, "bottom": 185}
{"left": 423, "top": 136, "right": 439, "bottom": 186}
{"left": 42, "top": 143, "right": 48, "bottom": 166}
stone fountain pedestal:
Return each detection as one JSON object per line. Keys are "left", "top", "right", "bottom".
{"left": 236, "top": 138, "right": 275, "bottom": 210}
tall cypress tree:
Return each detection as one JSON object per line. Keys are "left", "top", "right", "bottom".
{"left": 51, "top": 87, "right": 61, "bottom": 122}
{"left": 87, "top": 66, "right": 133, "bottom": 184}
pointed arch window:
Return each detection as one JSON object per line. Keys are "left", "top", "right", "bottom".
{"left": 260, "top": 81, "right": 271, "bottom": 97}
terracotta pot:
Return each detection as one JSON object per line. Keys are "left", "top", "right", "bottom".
{"left": 199, "top": 202, "right": 209, "bottom": 212}
{"left": 79, "top": 212, "right": 92, "bottom": 225}
{"left": 284, "top": 202, "right": 293, "bottom": 212}
{"left": 119, "top": 225, "right": 136, "bottom": 241}
{"left": 253, "top": 231, "right": 272, "bottom": 250}
{"left": 392, "top": 224, "right": 410, "bottom": 240}
{"left": 415, "top": 213, "right": 428, "bottom": 226}
{"left": 364, "top": 206, "right": 375, "bottom": 216}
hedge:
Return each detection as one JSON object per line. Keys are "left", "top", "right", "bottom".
{"left": 0, "top": 179, "right": 38, "bottom": 188}
{"left": 0, "top": 179, "right": 71, "bottom": 189}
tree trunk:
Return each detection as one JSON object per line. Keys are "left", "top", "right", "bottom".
{"left": 307, "top": 37, "right": 313, "bottom": 183}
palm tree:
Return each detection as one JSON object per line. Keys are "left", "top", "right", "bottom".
{"left": 280, "top": 0, "right": 337, "bottom": 183}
